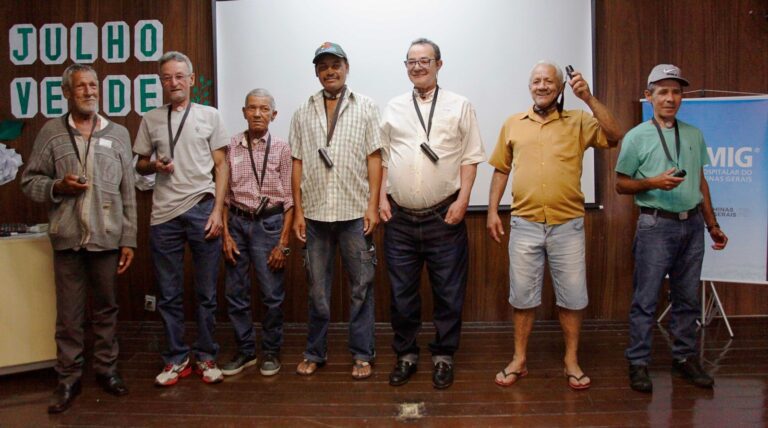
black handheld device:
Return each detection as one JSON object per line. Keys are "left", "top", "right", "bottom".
{"left": 420, "top": 142, "right": 439, "bottom": 163}
{"left": 565, "top": 65, "right": 574, "bottom": 80}
{"left": 318, "top": 147, "right": 334, "bottom": 168}
{"left": 672, "top": 169, "right": 687, "bottom": 177}
{"left": 253, "top": 196, "right": 270, "bottom": 216}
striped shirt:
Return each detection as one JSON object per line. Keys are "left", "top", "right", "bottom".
{"left": 289, "top": 88, "right": 382, "bottom": 222}
{"left": 225, "top": 131, "right": 293, "bottom": 212}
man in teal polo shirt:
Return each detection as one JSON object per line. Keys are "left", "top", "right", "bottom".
{"left": 615, "top": 64, "right": 728, "bottom": 393}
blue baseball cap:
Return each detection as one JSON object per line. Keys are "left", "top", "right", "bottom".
{"left": 313, "top": 42, "right": 347, "bottom": 64}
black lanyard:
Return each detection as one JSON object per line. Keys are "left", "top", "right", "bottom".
{"left": 412, "top": 85, "right": 440, "bottom": 141}
{"left": 651, "top": 117, "right": 681, "bottom": 166}
{"left": 323, "top": 86, "right": 346, "bottom": 147}
{"left": 63, "top": 113, "right": 98, "bottom": 176}
{"left": 166, "top": 102, "right": 193, "bottom": 157}
{"left": 246, "top": 131, "right": 271, "bottom": 190}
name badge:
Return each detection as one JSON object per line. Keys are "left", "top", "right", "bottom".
{"left": 99, "top": 140, "right": 112, "bottom": 148}
{"left": 232, "top": 155, "right": 243, "bottom": 165}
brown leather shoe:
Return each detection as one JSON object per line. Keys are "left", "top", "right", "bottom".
{"left": 97, "top": 373, "right": 129, "bottom": 396}
{"left": 47, "top": 381, "right": 81, "bottom": 414}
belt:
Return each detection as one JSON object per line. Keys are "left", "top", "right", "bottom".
{"left": 389, "top": 192, "right": 458, "bottom": 217}
{"left": 229, "top": 204, "right": 283, "bottom": 220}
{"left": 196, "top": 193, "right": 214, "bottom": 204}
{"left": 639, "top": 204, "right": 700, "bottom": 221}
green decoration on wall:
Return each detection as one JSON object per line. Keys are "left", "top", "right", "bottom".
{"left": 191, "top": 75, "right": 213, "bottom": 106}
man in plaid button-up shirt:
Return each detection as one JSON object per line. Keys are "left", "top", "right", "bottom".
{"left": 290, "top": 42, "right": 382, "bottom": 380}
{"left": 220, "top": 88, "right": 293, "bottom": 378}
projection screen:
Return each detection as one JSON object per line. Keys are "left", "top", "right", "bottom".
{"left": 215, "top": 0, "right": 597, "bottom": 207}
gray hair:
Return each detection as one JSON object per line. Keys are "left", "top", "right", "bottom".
{"left": 158, "top": 51, "right": 194, "bottom": 75}
{"left": 408, "top": 38, "right": 441, "bottom": 61}
{"left": 530, "top": 60, "right": 564, "bottom": 83}
{"left": 61, "top": 64, "right": 97, "bottom": 90}
{"left": 244, "top": 88, "right": 276, "bottom": 110}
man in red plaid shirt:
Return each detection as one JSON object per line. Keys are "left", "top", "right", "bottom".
{"left": 220, "top": 88, "right": 294, "bottom": 377}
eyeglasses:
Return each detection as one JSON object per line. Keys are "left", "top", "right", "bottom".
{"left": 160, "top": 74, "right": 190, "bottom": 84}
{"left": 404, "top": 58, "right": 437, "bottom": 68}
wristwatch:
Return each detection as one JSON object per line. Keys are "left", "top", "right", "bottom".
{"left": 281, "top": 247, "right": 291, "bottom": 256}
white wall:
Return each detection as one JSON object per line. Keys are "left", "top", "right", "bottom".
{"left": 215, "top": 0, "right": 596, "bottom": 207}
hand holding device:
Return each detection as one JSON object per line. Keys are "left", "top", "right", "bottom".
{"left": 565, "top": 65, "right": 574, "bottom": 80}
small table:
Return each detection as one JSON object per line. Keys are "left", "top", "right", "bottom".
{"left": 0, "top": 233, "right": 56, "bottom": 375}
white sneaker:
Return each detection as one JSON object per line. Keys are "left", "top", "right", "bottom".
{"left": 155, "top": 357, "right": 191, "bottom": 386}
{"left": 195, "top": 360, "right": 224, "bottom": 384}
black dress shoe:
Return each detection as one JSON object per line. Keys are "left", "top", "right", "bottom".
{"left": 629, "top": 364, "right": 653, "bottom": 393}
{"left": 672, "top": 358, "right": 714, "bottom": 388}
{"left": 432, "top": 362, "right": 454, "bottom": 389}
{"left": 97, "top": 373, "right": 129, "bottom": 396}
{"left": 47, "top": 380, "right": 81, "bottom": 414}
{"left": 389, "top": 360, "right": 417, "bottom": 386}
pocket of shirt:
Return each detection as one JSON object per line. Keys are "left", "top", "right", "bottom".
{"left": 95, "top": 149, "right": 121, "bottom": 192}
{"left": 195, "top": 124, "right": 214, "bottom": 139}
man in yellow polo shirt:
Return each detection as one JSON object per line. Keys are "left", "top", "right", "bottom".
{"left": 487, "top": 60, "right": 624, "bottom": 390}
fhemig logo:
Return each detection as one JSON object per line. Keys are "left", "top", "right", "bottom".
{"left": 707, "top": 146, "right": 756, "bottom": 168}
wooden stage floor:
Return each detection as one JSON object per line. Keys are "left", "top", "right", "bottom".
{"left": 1, "top": 318, "right": 766, "bottom": 427}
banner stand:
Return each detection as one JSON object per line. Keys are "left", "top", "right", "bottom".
{"left": 657, "top": 281, "right": 734, "bottom": 338}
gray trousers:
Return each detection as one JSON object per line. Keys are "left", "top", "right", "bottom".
{"left": 53, "top": 249, "right": 120, "bottom": 385}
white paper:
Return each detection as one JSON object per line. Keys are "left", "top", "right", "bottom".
{"left": 0, "top": 143, "right": 23, "bottom": 186}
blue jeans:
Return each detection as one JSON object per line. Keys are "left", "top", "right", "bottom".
{"left": 225, "top": 212, "right": 285, "bottom": 356}
{"left": 384, "top": 202, "right": 468, "bottom": 360}
{"left": 626, "top": 211, "right": 705, "bottom": 365}
{"left": 303, "top": 218, "right": 376, "bottom": 363}
{"left": 150, "top": 197, "right": 222, "bottom": 364}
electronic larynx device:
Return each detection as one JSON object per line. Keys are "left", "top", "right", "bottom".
{"left": 420, "top": 143, "right": 439, "bottom": 163}
{"left": 318, "top": 147, "right": 334, "bottom": 168}
{"left": 672, "top": 169, "right": 687, "bottom": 177}
{"left": 565, "top": 65, "right": 574, "bottom": 80}
{"left": 252, "top": 196, "right": 270, "bottom": 216}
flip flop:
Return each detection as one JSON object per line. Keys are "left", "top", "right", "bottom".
{"left": 296, "top": 359, "right": 324, "bottom": 376}
{"left": 564, "top": 369, "right": 591, "bottom": 390}
{"left": 352, "top": 360, "right": 373, "bottom": 380}
{"left": 495, "top": 367, "right": 528, "bottom": 387}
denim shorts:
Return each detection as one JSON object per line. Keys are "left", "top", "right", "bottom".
{"left": 508, "top": 216, "right": 588, "bottom": 310}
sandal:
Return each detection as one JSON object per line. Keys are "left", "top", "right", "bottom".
{"left": 352, "top": 360, "right": 373, "bottom": 380}
{"left": 296, "top": 359, "right": 324, "bottom": 376}
{"left": 564, "top": 369, "right": 591, "bottom": 390}
{"left": 495, "top": 367, "right": 528, "bottom": 387}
